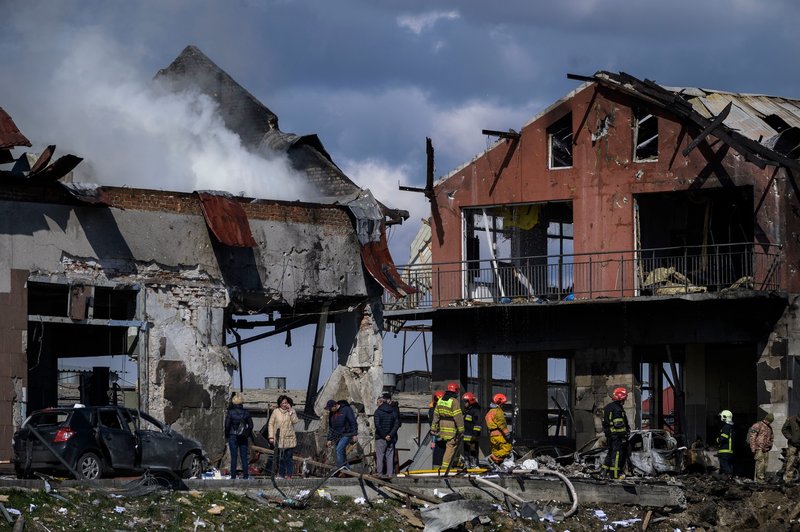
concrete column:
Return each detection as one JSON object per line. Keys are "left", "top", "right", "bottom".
{"left": 683, "top": 344, "right": 706, "bottom": 442}
{"left": 516, "top": 354, "right": 548, "bottom": 442}
{"left": 573, "top": 346, "right": 634, "bottom": 449}
{"left": 756, "top": 300, "right": 798, "bottom": 472}
{"left": 431, "top": 353, "right": 468, "bottom": 390}
{"left": 478, "top": 354, "right": 492, "bottom": 408}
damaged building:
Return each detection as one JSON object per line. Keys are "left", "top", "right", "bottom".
{"left": 387, "top": 71, "right": 800, "bottom": 476}
{"left": 0, "top": 46, "right": 413, "bottom": 461}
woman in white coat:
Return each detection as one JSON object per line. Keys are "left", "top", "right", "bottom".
{"left": 268, "top": 395, "right": 299, "bottom": 478}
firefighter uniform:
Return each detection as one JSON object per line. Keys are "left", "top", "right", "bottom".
{"left": 431, "top": 390, "right": 464, "bottom": 469}
{"left": 462, "top": 401, "right": 482, "bottom": 467}
{"left": 485, "top": 405, "right": 512, "bottom": 464}
{"left": 602, "top": 400, "right": 630, "bottom": 479}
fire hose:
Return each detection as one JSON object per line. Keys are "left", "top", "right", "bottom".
{"left": 473, "top": 467, "right": 578, "bottom": 518}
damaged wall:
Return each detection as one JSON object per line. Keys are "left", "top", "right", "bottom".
{"left": 0, "top": 185, "right": 371, "bottom": 459}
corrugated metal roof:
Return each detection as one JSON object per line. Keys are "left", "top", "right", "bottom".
{"left": 196, "top": 191, "right": 258, "bottom": 248}
{"left": 656, "top": 83, "right": 800, "bottom": 147}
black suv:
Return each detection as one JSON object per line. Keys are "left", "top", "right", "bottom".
{"left": 12, "top": 406, "right": 207, "bottom": 480}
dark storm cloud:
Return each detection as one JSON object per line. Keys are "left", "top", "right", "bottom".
{"left": 3, "top": 0, "right": 800, "bottom": 261}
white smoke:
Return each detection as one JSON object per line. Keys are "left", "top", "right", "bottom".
{"left": 3, "top": 26, "right": 309, "bottom": 201}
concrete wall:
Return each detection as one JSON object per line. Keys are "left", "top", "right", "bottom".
{"left": 0, "top": 188, "right": 370, "bottom": 458}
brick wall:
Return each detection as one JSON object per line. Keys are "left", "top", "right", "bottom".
{"left": 0, "top": 184, "right": 354, "bottom": 229}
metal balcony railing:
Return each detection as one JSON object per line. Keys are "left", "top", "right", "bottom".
{"left": 385, "top": 243, "right": 783, "bottom": 311}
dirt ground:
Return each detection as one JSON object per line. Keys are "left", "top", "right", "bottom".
{"left": 0, "top": 473, "right": 798, "bottom": 531}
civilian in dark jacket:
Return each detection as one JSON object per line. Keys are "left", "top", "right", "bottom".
{"left": 326, "top": 399, "right": 358, "bottom": 469}
{"left": 224, "top": 393, "right": 253, "bottom": 479}
{"left": 374, "top": 393, "right": 401, "bottom": 476}
{"left": 782, "top": 414, "right": 800, "bottom": 484}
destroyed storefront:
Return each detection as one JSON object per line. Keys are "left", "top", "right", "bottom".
{"left": 387, "top": 70, "right": 800, "bottom": 477}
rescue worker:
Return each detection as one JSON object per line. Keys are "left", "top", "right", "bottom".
{"left": 428, "top": 390, "right": 446, "bottom": 468}
{"left": 748, "top": 412, "right": 774, "bottom": 484}
{"left": 717, "top": 409, "right": 735, "bottom": 476}
{"left": 782, "top": 412, "right": 800, "bottom": 484}
{"left": 461, "top": 392, "right": 482, "bottom": 468}
{"left": 601, "top": 387, "right": 630, "bottom": 480}
{"left": 485, "top": 393, "right": 512, "bottom": 466}
{"left": 431, "top": 382, "right": 464, "bottom": 470}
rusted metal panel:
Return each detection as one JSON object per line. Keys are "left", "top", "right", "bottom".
{"left": 360, "top": 229, "right": 416, "bottom": 299}
{"left": 196, "top": 191, "right": 257, "bottom": 247}
{"left": 0, "top": 107, "right": 31, "bottom": 149}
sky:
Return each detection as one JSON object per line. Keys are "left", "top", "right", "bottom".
{"left": 3, "top": 0, "right": 800, "bottom": 390}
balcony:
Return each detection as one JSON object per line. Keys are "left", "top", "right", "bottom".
{"left": 385, "top": 243, "right": 782, "bottom": 311}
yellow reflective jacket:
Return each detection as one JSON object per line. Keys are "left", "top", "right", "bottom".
{"left": 431, "top": 392, "right": 464, "bottom": 440}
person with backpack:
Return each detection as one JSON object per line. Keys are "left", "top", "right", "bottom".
{"left": 268, "top": 395, "right": 299, "bottom": 479}
{"left": 224, "top": 393, "right": 253, "bottom": 479}
{"left": 748, "top": 412, "right": 774, "bottom": 484}
{"left": 485, "top": 393, "right": 512, "bottom": 467}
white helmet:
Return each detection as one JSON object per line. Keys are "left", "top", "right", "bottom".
{"left": 720, "top": 409, "right": 733, "bottom": 422}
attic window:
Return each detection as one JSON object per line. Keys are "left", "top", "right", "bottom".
{"left": 634, "top": 107, "right": 658, "bottom": 161}
{"left": 548, "top": 114, "right": 573, "bottom": 169}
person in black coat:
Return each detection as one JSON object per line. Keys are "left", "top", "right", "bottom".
{"left": 374, "top": 392, "right": 401, "bottom": 476}
{"left": 224, "top": 393, "right": 253, "bottom": 479}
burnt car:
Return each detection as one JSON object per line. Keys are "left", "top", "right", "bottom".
{"left": 12, "top": 405, "right": 207, "bottom": 480}
{"left": 577, "top": 429, "right": 687, "bottom": 476}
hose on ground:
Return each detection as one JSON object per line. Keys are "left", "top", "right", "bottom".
{"left": 474, "top": 467, "right": 579, "bottom": 518}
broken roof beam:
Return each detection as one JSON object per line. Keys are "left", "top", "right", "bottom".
{"left": 482, "top": 129, "right": 520, "bottom": 140}
{"left": 682, "top": 101, "right": 732, "bottom": 157}
{"left": 587, "top": 71, "right": 799, "bottom": 172}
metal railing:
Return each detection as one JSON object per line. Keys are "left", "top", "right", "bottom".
{"left": 385, "top": 243, "right": 783, "bottom": 310}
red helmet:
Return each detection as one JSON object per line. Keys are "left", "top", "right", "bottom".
{"left": 447, "top": 382, "right": 460, "bottom": 393}
{"left": 462, "top": 392, "right": 477, "bottom": 404}
{"left": 434, "top": 390, "right": 445, "bottom": 400}
{"left": 611, "top": 387, "right": 628, "bottom": 401}
{"left": 493, "top": 393, "right": 507, "bottom": 405}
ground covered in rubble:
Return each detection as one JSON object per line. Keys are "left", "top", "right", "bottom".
{"left": 0, "top": 474, "right": 798, "bottom": 531}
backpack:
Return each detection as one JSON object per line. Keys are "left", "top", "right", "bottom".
{"left": 234, "top": 421, "right": 247, "bottom": 437}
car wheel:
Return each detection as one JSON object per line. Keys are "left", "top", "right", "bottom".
{"left": 181, "top": 453, "right": 203, "bottom": 479}
{"left": 76, "top": 452, "right": 103, "bottom": 480}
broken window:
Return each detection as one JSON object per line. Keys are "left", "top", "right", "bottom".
{"left": 638, "top": 359, "right": 683, "bottom": 433}
{"left": 633, "top": 107, "right": 658, "bottom": 161}
{"left": 547, "top": 221, "right": 574, "bottom": 295}
{"left": 547, "top": 357, "right": 572, "bottom": 437}
{"left": 548, "top": 113, "right": 573, "bottom": 168}
{"left": 463, "top": 202, "right": 573, "bottom": 302}
{"left": 635, "top": 187, "right": 755, "bottom": 294}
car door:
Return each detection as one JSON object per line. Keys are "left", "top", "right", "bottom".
{"left": 96, "top": 408, "right": 137, "bottom": 470}
{"left": 135, "top": 412, "right": 179, "bottom": 471}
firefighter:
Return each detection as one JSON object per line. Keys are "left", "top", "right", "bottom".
{"left": 431, "top": 382, "right": 464, "bottom": 470}
{"left": 717, "top": 409, "right": 735, "bottom": 476}
{"left": 428, "top": 390, "right": 446, "bottom": 467}
{"left": 485, "top": 393, "right": 512, "bottom": 466}
{"left": 461, "top": 392, "right": 482, "bottom": 468}
{"left": 601, "top": 387, "right": 630, "bottom": 480}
